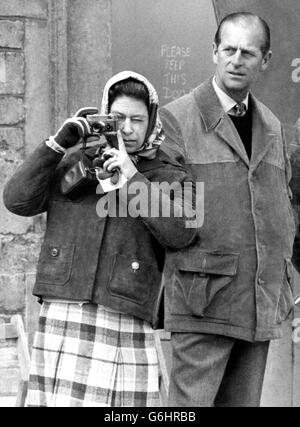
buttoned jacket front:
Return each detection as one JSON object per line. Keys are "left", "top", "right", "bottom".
{"left": 160, "top": 78, "right": 296, "bottom": 341}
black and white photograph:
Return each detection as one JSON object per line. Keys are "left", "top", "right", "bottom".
{"left": 0, "top": 0, "right": 300, "bottom": 410}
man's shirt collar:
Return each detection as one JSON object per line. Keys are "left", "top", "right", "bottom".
{"left": 212, "top": 76, "right": 249, "bottom": 113}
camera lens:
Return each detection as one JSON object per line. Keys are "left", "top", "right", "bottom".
{"left": 91, "top": 123, "right": 103, "bottom": 134}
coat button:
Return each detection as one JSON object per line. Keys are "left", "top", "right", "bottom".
{"left": 131, "top": 261, "right": 140, "bottom": 272}
{"left": 257, "top": 278, "right": 265, "bottom": 286}
{"left": 50, "top": 248, "right": 59, "bottom": 257}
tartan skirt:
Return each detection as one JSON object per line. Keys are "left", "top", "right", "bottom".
{"left": 27, "top": 302, "right": 160, "bottom": 407}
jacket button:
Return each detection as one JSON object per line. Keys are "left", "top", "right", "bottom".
{"left": 131, "top": 261, "right": 140, "bottom": 272}
{"left": 50, "top": 248, "right": 59, "bottom": 257}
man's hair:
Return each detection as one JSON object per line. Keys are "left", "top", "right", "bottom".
{"left": 214, "top": 12, "right": 271, "bottom": 56}
{"left": 108, "top": 78, "right": 149, "bottom": 112}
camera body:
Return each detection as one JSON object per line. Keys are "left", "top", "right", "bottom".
{"left": 86, "top": 114, "right": 119, "bottom": 149}
{"left": 60, "top": 114, "right": 120, "bottom": 199}
{"left": 86, "top": 113, "right": 119, "bottom": 169}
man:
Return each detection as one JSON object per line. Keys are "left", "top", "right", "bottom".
{"left": 160, "top": 12, "right": 296, "bottom": 407}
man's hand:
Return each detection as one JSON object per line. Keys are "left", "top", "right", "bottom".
{"left": 103, "top": 131, "right": 138, "bottom": 180}
{"left": 53, "top": 107, "right": 98, "bottom": 148}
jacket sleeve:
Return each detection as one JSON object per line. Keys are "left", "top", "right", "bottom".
{"left": 3, "top": 142, "right": 64, "bottom": 217}
{"left": 120, "top": 157, "right": 199, "bottom": 250}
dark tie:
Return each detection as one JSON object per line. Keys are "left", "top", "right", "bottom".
{"left": 229, "top": 102, "right": 246, "bottom": 117}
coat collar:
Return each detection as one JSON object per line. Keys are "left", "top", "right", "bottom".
{"left": 193, "top": 78, "right": 279, "bottom": 169}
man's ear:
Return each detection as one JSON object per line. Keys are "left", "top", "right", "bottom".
{"left": 212, "top": 42, "right": 218, "bottom": 65}
{"left": 261, "top": 50, "right": 272, "bottom": 72}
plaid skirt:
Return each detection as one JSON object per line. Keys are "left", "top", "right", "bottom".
{"left": 27, "top": 302, "right": 160, "bottom": 407}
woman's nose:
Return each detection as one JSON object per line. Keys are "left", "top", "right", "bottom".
{"left": 121, "top": 118, "right": 133, "bottom": 134}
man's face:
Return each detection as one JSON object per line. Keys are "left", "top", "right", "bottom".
{"left": 213, "top": 20, "right": 272, "bottom": 101}
{"left": 110, "top": 95, "right": 149, "bottom": 154}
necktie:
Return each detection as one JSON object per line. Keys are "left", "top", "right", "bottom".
{"left": 229, "top": 102, "right": 246, "bottom": 117}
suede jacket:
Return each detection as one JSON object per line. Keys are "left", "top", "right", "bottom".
{"left": 160, "top": 78, "right": 297, "bottom": 341}
{"left": 3, "top": 143, "right": 197, "bottom": 328}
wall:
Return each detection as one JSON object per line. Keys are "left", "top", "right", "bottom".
{"left": 111, "top": 0, "right": 217, "bottom": 107}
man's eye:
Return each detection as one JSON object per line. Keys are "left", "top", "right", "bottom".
{"left": 224, "top": 48, "right": 235, "bottom": 54}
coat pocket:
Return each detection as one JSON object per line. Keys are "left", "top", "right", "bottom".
{"left": 276, "top": 258, "right": 295, "bottom": 323}
{"left": 107, "top": 253, "right": 160, "bottom": 305}
{"left": 36, "top": 242, "right": 75, "bottom": 286}
{"left": 171, "top": 251, "right": 239, "bottom": 320}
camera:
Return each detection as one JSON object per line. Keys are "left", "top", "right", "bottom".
{"left": 86, "top": 113, "right": 119, "bottom": 171}
{"left": 86, "top": 114, "right": 119, "bottom": 149}
{"left": 60, "top": 114, "right": 120, "bottom": 199}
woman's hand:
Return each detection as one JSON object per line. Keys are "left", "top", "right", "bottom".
{"left": 103, "top": 130, "right": 138, "bottom": 180}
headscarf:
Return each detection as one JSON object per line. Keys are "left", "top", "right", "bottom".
{"left": 101, "top": 70, "right": 165, "bottom": 160}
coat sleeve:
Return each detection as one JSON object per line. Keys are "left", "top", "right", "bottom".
{"left": 120, "top": 154, "right": 199, "bottom": 250}
{"left": 3, "top": 142, "right": 64, "bottom": 217}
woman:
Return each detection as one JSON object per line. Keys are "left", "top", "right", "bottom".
{"left": 3, "top": 71, "right": 196, "bottom": 407}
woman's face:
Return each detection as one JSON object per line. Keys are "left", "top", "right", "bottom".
{"left": 110, "top": 95, "right": 149, "bottom": 153}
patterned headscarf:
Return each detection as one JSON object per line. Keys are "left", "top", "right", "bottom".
{"left": 101, "top": 70, "right": 165, "bottom": 160}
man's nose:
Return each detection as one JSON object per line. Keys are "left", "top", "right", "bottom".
{"left": 231, "top": 50, "right": 243, "bottom": 67}
{"left": 121, "top": 118, "right": 133, "bottom": 134}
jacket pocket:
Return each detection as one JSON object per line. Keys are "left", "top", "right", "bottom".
{"left": 107, "top": 253, "right": 160, "bottom": 305}
{"left": 171, "top": 251, "right": 239, "bottom": 320}
{"left": 276, "top": 258, "right": 295, "bottom": 323}
{"left": 36, "top": 243, "right": 75, "bottom": 286}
